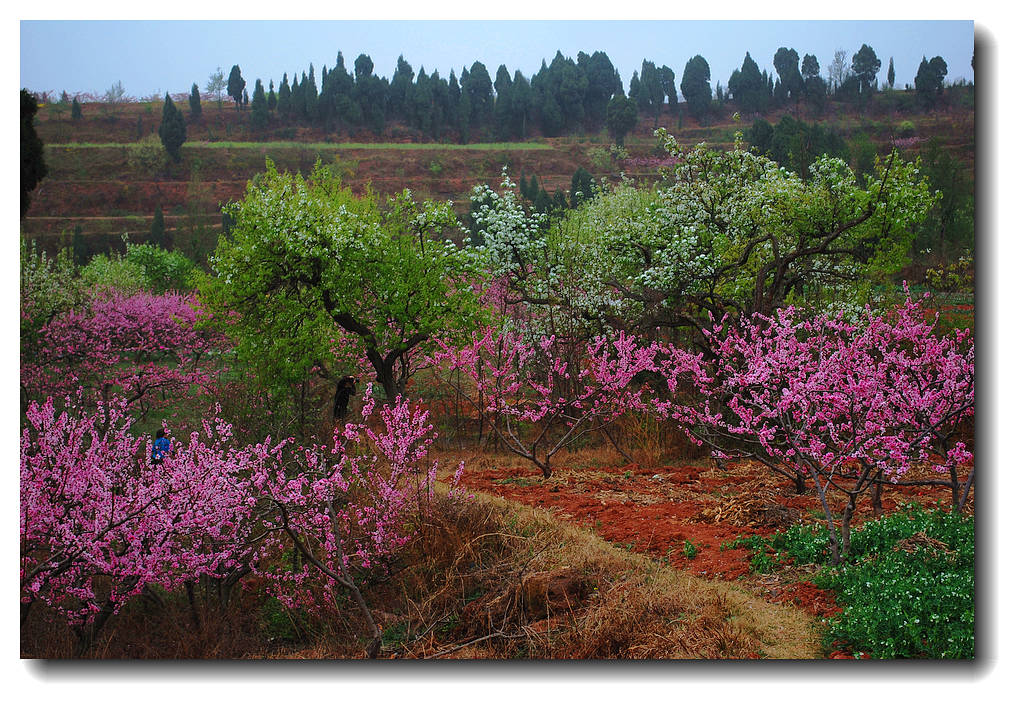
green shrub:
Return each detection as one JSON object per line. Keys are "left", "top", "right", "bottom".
{"left": 81, "top": 252, "right": 148, "bottom": 295}
{"left": 897, "top": 120, "right": 916, "bottom": 138}
{"left": 125, "top": 134, "right": 166, "bottom": 175}
{"left": 124, "top": 243, "right": 200, "bottom": 293}
{"left": 737, "top": 506, "right": 974, "bottom": 658}
{"left": 82, "top": 241, "right": 200, "bottom": 295}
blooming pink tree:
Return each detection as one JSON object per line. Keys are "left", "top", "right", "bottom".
{"left": 21, "top": 387, "right": 461, "bottom": 657}
{"left": 654, "top": 292, "right": 974, "bottom": 563}
{"left": 247, "top": 384, "right": 462, "bottom": 657}
{"left": 21, "top": 291, "right": 224, "bottom": 417}
{"left": 433, "top": 328, "right": 659, "bottom": 478}
{"left": 20, "top": 396, "right": 260, "bottom": 655}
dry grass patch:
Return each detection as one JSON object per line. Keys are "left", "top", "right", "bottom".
{"left": 370, "top": 490, "right": 821, "bottom": 659}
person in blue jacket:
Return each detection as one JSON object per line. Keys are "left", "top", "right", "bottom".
{"left": 151, "top": 429, "right": 171, "bottom": 465}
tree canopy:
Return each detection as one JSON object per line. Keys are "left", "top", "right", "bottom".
{"left": 204, "top": 162, "right": 487, "bottom": 400}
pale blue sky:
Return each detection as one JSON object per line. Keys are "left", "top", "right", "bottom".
{"left": 20, "top": 20, "right": 974, "bottom": 100}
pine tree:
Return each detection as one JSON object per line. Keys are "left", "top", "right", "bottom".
{"left": 278, "top": 73, "right": 291, "bottom": 118}
{"left": 189, "top": 83, "right": 202, "bottom": 121}
{"left": 606, "top": 94, "right": 637, "bottom": 147}
{"left": 570, "top": 166, "right": 596, "bottom": 208}
{"left": 681, "top": 55, "right": 712, "bottom": 125}
{"left": 72, "top": 225, "right": 87, "bottom": 267}
{"left": 251, "top": 79, "right": 269, "bottom": 128}
{"left": 149, "top": 205, "right": 168, "bottom": 249}
{"left": 227, "top": 65, "right": 245, "bottom": 110}
{"left": 158, "top": 93, "right": 187, "bottom": 162}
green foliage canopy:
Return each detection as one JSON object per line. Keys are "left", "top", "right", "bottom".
{"left": 204, "top": 162, "right": 487, "bottom": 399}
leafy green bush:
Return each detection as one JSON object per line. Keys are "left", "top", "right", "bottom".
{"left": 732, "top": 506, "right": 974, "bottom": 658}
{"left": 82, "top": 242, "right": 200, "bottom": 295}
{"left": 124, "top": 243, "right": 200, "bottom": 293}
{"left": 81, "top": 252, "right": 148, "bottom": 295}
{"left": 126, "top": 135, "right": 166, "bottom": 175}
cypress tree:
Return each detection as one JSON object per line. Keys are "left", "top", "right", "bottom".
{"left": 158, "top": 93, "right": 187, "bottom": 162}
{"left": 278, "top": 73, "right": 291, "bottom": 117}
{"left": 71, "top": 97, "right": 82, "bottom": 121}
{"left": 149, "top": 205, "right": 168, "bottom": 249}
{"left": 251, "top": 79, "right": 269, "bottom": 128}
{"left": 268, "top": 80, "right": 277, "bottom": 110}
{"left": 72, "top": 225, "right": 87, "bottom": 268}
{"left": 189, "top": 83, "right": 202, "bottom": 120}
{"left": 21, "top": 89, "right": 47, "bottom": 218}
{"left": 570, "top": 167, "right": 596, "bottom": 208}
{"left": 227, "top": 65, "right": 245, "bottom": 109}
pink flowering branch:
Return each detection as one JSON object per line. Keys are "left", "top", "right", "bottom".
{"left": 433, "top": 328, "right": 659, "bottom": 478}
{"left": 247, "top": 384, "right": 462, "bottom": 658}
{"left": 20, "top": 396, "right": 262, "bottom": 655}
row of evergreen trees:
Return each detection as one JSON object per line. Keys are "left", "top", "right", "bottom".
{"left": 192, "top": 45, "right": 956, "bottom": 141}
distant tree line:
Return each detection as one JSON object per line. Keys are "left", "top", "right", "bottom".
{"left": 179, "top": 44, "right": 957, "bottom": 142}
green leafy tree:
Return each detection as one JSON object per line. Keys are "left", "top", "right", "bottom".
{"left": 205, "top": 162, "right": 486, "bottom": 401}
{"left": 189, "top": 83, "right": 202, "bottom": 121}
{"left": 851, "top": 44, "right": 882, "bottom": 95}
{"left": 158, "top": 93, "right": 187, "bottom": 162}
{"left": 606, "top": 94, "right": 637, "bottom": 147}
{"left": 206, "top": 67, "right": 226, "bottom": 109}
{"left": 579, "top": 51, "right": 622, "bottom": 130}
{"left": 479, "top": 129, "right": 938, "bottom": 344}
{"left": 21, "top": 89, "right": 47, "bottom": 218}
{"left": 802, "top": 54, "right": 827, "bottom": 113}
{"left": 680, "top": 55, "right": 712, "bottom": 125}
{"left": 227, "top": 64, "right": 245, "bottom": 110}
{"left": 915, "top": 56, "right": 948, "bottom": 106}
{"left": 773, "top": 47, "right": 803, "bottom": 102}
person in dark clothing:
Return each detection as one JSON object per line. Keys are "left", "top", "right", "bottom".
{"left": 333, "top": 376, "right": 358, "bottom": 420}
{"left": 151, "top": 429, "right": 171, "bottom": 465}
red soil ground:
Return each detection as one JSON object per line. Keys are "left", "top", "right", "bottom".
{"left": 460, "top": 458, "right": 961, "bottom": 631}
